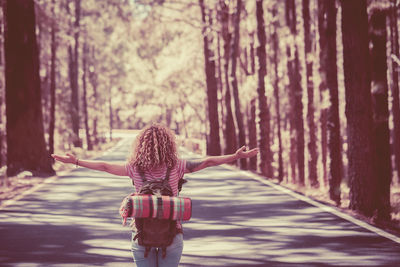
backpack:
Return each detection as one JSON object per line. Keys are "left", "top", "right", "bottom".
{"left": 133, "top": 168, "right": 177, "bottom": 259}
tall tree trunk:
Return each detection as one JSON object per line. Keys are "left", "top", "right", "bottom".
{"left": 250, "top": 33, "right": 255, "bottom": 75}
{"left": 390, "top": 2, "right": 400, "bottom": 184}
{"left": 293, "top": 50, "right": 305, "bottom": 185}
{"left": 303, "top": 0, "right": 318, "bottom": 187}
{"left": 230, "top": 0, "right": 247, "bottom": 169}
{"left": 318, "top": 0, "right": 329, "bottom": 187}
{"left": 248, "top": 98, "right": 257, "bottom": 171}
{"left": 341, "top": 0, "right": 375, "bottom": 217}
{"left": 88, "top": 45, "right": 99, "bottom": 145}
{"left": 69, "top": 0, "right": 81, "bottom": 147}
{"left": 199, "top": 0, "right": 221, "bottom": 156}
{"left": 217, "top": 34, "right": 225, "bottom": 149}
{"left": 369, "top": 7, "right": 391, "bottom": 220}
{"left": 272, "top": 7, "right": 283, "bottom": 182}
{"left": 220, "top": 0, "right": 237, "bottom": 156}
{"left": 326, "top": 1, "right": 342, "bottom": 205}
{"left": 0, "top": 8, "right": 4, "bottom": 168}
{"left": 256, "top": 0, "right": 272, "bottom": 177}
{"left": 48, "top": 0, "right": 57, "bottom": 156}
{"left": 82, "top": 39, "right": 92, "bottom": 151}
{"left": 4, "top": 0, "right": 54, "bottom": 177}
{"left": 319, "top": 0, "right": 343, "bottom": 205}
{"left": 286, "top": 0, "right": 305, "bottom": 185}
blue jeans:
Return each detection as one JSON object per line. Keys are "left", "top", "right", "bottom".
{"left": 132, "top": 233, "right": 183, "bottom": 267}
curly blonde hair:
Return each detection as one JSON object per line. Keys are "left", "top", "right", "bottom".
{"left": 129, "top": 123, "right": 178, "bottom": 171}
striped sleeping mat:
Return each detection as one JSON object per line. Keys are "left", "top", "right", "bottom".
{"left": 120, "top": 194, "right": 192, "bottom": 225}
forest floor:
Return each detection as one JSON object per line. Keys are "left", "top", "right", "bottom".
{"left": 0, "top": 138, "right": 121, "bottom": 208}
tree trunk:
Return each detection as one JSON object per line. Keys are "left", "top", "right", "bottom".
{"left": 199, "top": 0, "right": 221, "bottom": 156}
{"left": 286, "top": 0, "right": 305, "bottom": 185}
{"left": 390, "top": 2, "right": 400, "bottom": 184}
{"left": 256, "top": 0, "right": 272, "bottom": 177}
{"left": 230, "top": 0, "right": 247, "bottom": 169}
{"left": 303, "top": 0, "right": 318, "bottom": 187}
{"left": 318, "top": 0, "right": 343, "bottom": 205}
{"left": 272, "top": 7, "right": 283, "bottom": 182}
{"left": 69, "top": 0, "right": 81, "bottom": 147}
{"left": 293, "top": 50, "right": 305, "bottom": 185}
{"left": 217, "top": 34, "right": 225, "bottom": 149}
{"left": 82, "top": 39, "right": 92, "bottom": 151}
{"left": 341, "top": 0, "right": 375, "bottom": 217}
{"left": 220, "top": 0, "right": 237, "bottom": 156}
{"left": 48, "top": 0, "right": 56, "bottom": 156}
{"left": 369, "top": 7, "right": 391, "bottom": 220}
{"left": 250, "top": 33, "right": 255, "bottom": 75}
{"left": 4, "top": 0, "right": 54, "bottom": 177}
{"left": 0, "top": 8, "right": 4, "bottom": 168}
{"left": 88, "top": 45, "right": 99, "bottom": 145}
{"left": 248, "top": 98, "right": 257, "bottom": 171}
{"left": 318, "top": 0, "right": 329, "bottom": 187}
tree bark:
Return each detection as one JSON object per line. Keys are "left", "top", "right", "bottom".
{"left": 48, "top": 0, "right": 57, "bottom": 156}
{"left": 82, "top": 39, "right": 92, "bottom": 151}
{"left": 303, "top": 0, "right": 318, "bottom": 187}
{"left": 88, "top": 45, "right": 99, "bottom": 145}
{"left": 220, "top": 0, "right": 237, "bottom": 156}
{"left": 0, "top": 8, "right": 4, "bottom": 168}
{"left": 318, "top": 0, "right": 343, "bottom": 205}
{"left": 369, "top": 7, "right": 391, "bottom": 220}
{"left": 4, "top": 0, "right": 54, "bottom": 177}
{"left": 255, "top": 0, "right": 272, "bottom": 177}
{"left": 341, "top": 0, "right": 375, "bottom": 217}
{"left": 318, "top": 0, "right": 329, "bottom": 187}
{"left": 272, "top": 7, "right": 283, "bottom": 182}
{"left": 389, "top": 2, "right": 400, "bottom": 184}
{"left": 69, "top": 0, "right": 81, "bottom": 147}
{"left": 230, "top": 0, "right": 247, "bottom": 169}
{"left": 248, "top": 98, "right": 257, "bottom": 171}
{"left": 286, "top": 0, "right": 305, "bottom": 185}
{"left": 199, "top": 0, "right": 222, "bottom": 156}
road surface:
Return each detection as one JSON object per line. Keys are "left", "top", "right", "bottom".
{"left": 0, "top": 137, "right": 399, "bottom": 266}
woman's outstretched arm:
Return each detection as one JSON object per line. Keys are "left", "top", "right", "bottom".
{"left": 51, "top": 153, "right": 127, "bottom": 176}
{"left": 185, "top": 146, "right": 259, "bottom": 173}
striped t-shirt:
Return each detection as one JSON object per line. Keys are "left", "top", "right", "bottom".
{"left": 125, "top": 159, "right": 187, "bottom": 196}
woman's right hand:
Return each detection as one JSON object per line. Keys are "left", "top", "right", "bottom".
{"left": 51, "top": 153, "right": 77, "bottom": 164}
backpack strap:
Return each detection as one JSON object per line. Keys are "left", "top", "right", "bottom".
{"left": 164, "top": 168, "right": 171, "bottom": 181}
{"left": 138, "top": 170, "right": 147, "bottom": 183}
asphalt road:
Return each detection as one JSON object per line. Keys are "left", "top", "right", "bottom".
{"left": 0, "top": 137, "right": 399, "bottom": 267}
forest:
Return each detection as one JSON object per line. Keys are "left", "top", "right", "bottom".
{"left": 0, "top": 0, "right": 399, "bottom": 229}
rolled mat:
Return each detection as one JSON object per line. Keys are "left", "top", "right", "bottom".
{"left": 119, "top": 194, "right": 192, "bottom": 226}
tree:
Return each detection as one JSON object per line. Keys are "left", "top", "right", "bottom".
{"left": 247, "top": 98, "right": 257, "bottom": 171}
{"left": 341, "top": 0, "right": 375, "bottom": 217}
{"left": 286, "top": 0, "right": 305, "bottom": 185}
{"left": 4, "top": 0, "right": 54, "bottom": 176}
{"left": 220, "top": 0, "right": 237, "bottom": 156}
{"left": 256, "top": 0, "right": 272, "bottom": 177}
{"left": 48, "top": 0, "right": 57, "bottom": 156}
{"left": 302, "top": 0, "right": 318, "bottom": 187}
{"left": 369, "top": 5, "right": 391, "bottom": 220}
{"left": 82, "top": 39, "right": 93, "bottom": 150}
{"left": 68, "top": 0, "right": 82, "bottom": 147}
{"left": 389, "top": 0, "right": 400, "bottom": 184}
{"left": 230, "top": 0, "right": 247, "bottom": 168}
{"left": 199, "top": 0, "right": 221, "bottom": 156}
{"left": 318, "top": 0, "right": 343, "bottom": 205}
{"left": 271, "top": 5, "right": 283, "bottom": 182}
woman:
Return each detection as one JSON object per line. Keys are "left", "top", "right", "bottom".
{"left": 52, "top": 123, "right": 258, "bottom": 267}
